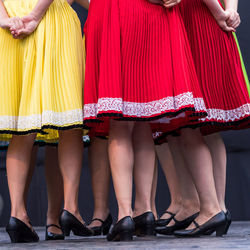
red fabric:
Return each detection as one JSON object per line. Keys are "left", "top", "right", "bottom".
{"left": 83, "top": 0, "right": 207, "bottom": 136}
{"left": 179, "top": 0, "right": 250, "bottom": 135}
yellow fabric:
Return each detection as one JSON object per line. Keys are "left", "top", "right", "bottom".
{"left": 0, "top": 0, "right": 84, "bottom": 143}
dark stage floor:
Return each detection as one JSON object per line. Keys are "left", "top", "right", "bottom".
{"left": 1, "top": 222, "right": 250, "bottom": 249}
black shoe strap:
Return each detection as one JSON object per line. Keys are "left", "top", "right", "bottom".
{"left": 46, "top": 224, "right": 62, "bottom": 230}
{"left": 91, "top": 218, "right": 104, "bottom": 224}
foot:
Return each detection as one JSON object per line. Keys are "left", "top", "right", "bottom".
{"left": 159, "top": 203, "right": 181, "bottom": 220}
{"left": 88, "top": 210, "right": 110, "bottom": 228}
{"left": 10, "top": 212, "right": 32, "bottom": 229}
{"left": 185, "top": 210, "right": 221, "bottom": 230}
{"left": 63, "top": 208, "right": 85, "bottom": 225}
{"left": 167, "top": 205, "right": 199, "bottom": 227}
{"left": 46, "top": 223, "right": 63, "bottom": 235}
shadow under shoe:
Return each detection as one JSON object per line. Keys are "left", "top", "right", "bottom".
{"left": 174, "top": 211, "right": 227, "bottom": 237}
{"left": 134, "top": 212, "right": 156, "bottom": 237}
{"left": 59, "top": 210, "right": 93, "bottom": 237}
{"left": 89, "top": 213, "right": 113, "bottom": 236}
{"left": 6, "top": 217, "right": 39, "bottom": 243}
{"left": 107, "top": 216, "right": 135, "bottom": 241}
{"left": 155, "top": 212, "right": 199, "bottom": 235}
{"left": 154, "top": 211, "right": 175, "bottom": 227}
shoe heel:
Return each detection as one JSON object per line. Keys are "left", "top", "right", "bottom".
{"left": 62, "top": 227, "right": 71, "bottom": 236}
{"left": 216, "top": 224, "right": 226, "bottom": 237}
{"left": 119, "top": 231, "right": 133, "bottom": 241}
{"left": 7, "top": 230, "right": 21, "bottom": 243}
{"left": 136, "top": 225, "right": 155, "bottom": 237}
{"left": 223, "top": 220, "right": 231, "bottom": 235}
{"left": 103, "top": 225, "right": 111, "bottom": 235}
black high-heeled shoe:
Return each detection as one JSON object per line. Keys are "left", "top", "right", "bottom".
{"left": 89, "top": 214, "right": 113, "bottom": 236}
{"left": 134, "top": 212, "right": 156, "bottom": 237}
{"left": 224, "top": 210, "right": 232, "bottom": 235}
{"left": 45, "top": 224, "right": 65, "bottom": 241}
{"left": 59, "top": 210, "right": 93, "bottom": 237}
{"left": 203, "top": 210, "right": 232, "bottom": 236}
{"left": 155, "top": 211, "right": 175, "bottom": 227}
{"left": 155, "top": 212, "right": 199, "bottom": 235}
{"left": 6, "top": 217, "right": 39, "bottom": 243}
{"left": 107, "top": 216, "right": 135, "bottom": 241}
{"left": 174, "top": 211, "right": 227, "bottom": 237}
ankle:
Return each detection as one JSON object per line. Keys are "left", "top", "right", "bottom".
{"left": 199, "top": 204, "right": 221, "bottom": 217}
{"left": 92, "top": 208, "right": 110, "bottom": 220}
{"left": 167, "top": 200, "right": 182, "bottom": 213}
{"left": 11, "top": 210, "right": 29, "bottom": 224}
{"left": 219, "top": 202, "right": 227, "bottom": 213}
{"left": 133, "top": 202, "right": 151, "bottom": 218}
{"left": 46, "top": 216, "right": 60, "bottom": 226}
{"left": 118, "top": 208, "right": 133, "bottom": 221}
{"left": 181, "top": 199, "right": 200, "bottom": 212}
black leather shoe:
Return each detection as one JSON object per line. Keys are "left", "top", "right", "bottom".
{"left": 45, "top": 224, "right": 65, "bottom": 241}
{"left": 89, "top": 214, "right": 113, "bottom": 236}
{"left": 59, "top": 210, "right": 93, "bottom": 237}
{"left": 204, "top": 210, "right": 232, "bottom": 236}
{"left": 174, "top": 211, "right": 227, "bottom": 237}
{"left": 107, "top": 216, "right": 135, "bottom": 241}
{"left": 224, "top": 210, "right": 232, "bottom": 235}
{"left": 6, "top": 217, "right": 39, "bottom": 243}
{"left": 155, "top": 212, "right": 198, "bottom": 235}
{"left": 155, "top": 211, "right": 175, "bottom": 227}
{"left": 134, "top": 212, "right": 156, "bottom": 237}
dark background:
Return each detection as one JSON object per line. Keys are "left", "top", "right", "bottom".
{"left": 0, "top": 1, "right": 250, "bottom": 226}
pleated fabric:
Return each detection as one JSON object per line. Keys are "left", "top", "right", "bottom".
{"left": 0, "top": 0, "right": 84, "bottom": 144}
{"left": 83, "top": 0, "right": 208, "bottom": 136}
{"left": 179, "top": 0, "right": 250, "bottom": 135}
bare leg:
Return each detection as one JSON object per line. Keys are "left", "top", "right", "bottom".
{"left": 108, "top": 120, "right": 134, "bottom": 221}
{"left": 7, "top": 134, "right": 36, "bottom": 227}
{"left": 58, "top": 129, "right": 84, "bottom": 223}
{"left": 179, "top": 129, "right": 221, "bottom": 229}
{"left": 133, "top": 122, "right": 155, "bottom": 217}
{"left": 45, "top": 146, "right": 64, "bottom": 234}
{"left": 150, "top": 159, "right": 158, "bottom": 219}
{"left": 88, "top": 137, "right": 111, "bottom": 227}
{"left": 167, "top": 137, "right": 200, "bottom": 226}
{"left": 24, "top": 145, "right": 38, "bottom": 206}
{"left": 155, "top": 143, "right": 182, "bottom": 220}
{"left": 204, "top": 133, "right": 227, "bottom": 212}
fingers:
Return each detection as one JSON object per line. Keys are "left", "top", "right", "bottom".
{"left": 227, "top": 15, "right": 241, "bottom": 29}
{"left": 221, "top": 23, "right": 235, "bottom": 33}
{"left": 163, "top": 0, "right": 181, "bottom": 8}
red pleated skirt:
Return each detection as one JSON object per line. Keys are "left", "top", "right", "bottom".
{"left": 179, "top": 0, "right": 250, "bottom": 135}
{"left": 83, "top": 0, "right": 207, "bottom": 136}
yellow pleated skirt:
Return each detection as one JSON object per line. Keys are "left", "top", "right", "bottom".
{"left": 0, "top": 0, "right": 84, "bottom": 144}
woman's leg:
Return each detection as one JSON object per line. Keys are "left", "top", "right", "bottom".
{"left": 58, "top": 129, "right": 84, "bottom": 223}
{"left": 45, "top": 146, "right": 64, "bottom": 234}
{"left": 24, "top": 145, "right": 38, "bottom": 206}
{"left": 179, "top": 128, "right": 221, "bottom": 228}
{"left": 155, "top": 143, "right": 182, "bottom": 219}
{"left": 88, "top": 137, "right": 111, "bottom": 227}
{"left": 167, "top": 137, "right": 199, "bottom": 225}
{"left": 6, "top": 134, "right": 36, "bottom": 226}
{"left": 108, "top": 120, "right": 134, "bottom": 221}
{"left": 204, "top": 133, "right": 227, "bottom": 212}
{"left": 150, "top": 160, "right": 158, "bottom": 219}
{"left": 133, "top": 122, "right": 155, "bottom": 217}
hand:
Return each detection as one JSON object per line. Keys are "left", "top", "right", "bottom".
{"left": 11, "top": 14, "right": 40, "bottom": 39}
{"left": 0, "top": 17, "right": 24, "bottom": 30}
{"left": 226, "top": 8, "right": 241, "bottom": 30}
{"left": 214, "top": 10, "right": 236, "bottom": 32}
{"left": 162, "top": 0, "right": 181, "bottom": 8}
